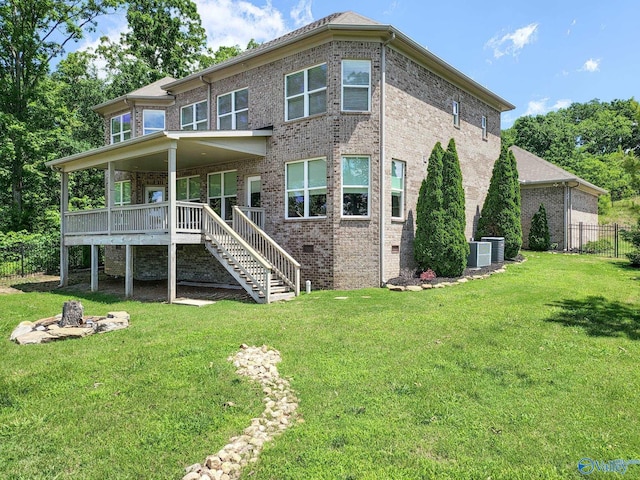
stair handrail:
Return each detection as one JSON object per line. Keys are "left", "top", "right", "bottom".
{"left": 202, "top": 205, "right": 272, "bottom": 301}
{"left": 232, "top": 206, "right": 301, "bottom": 296}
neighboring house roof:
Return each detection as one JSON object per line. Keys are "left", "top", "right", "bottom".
{"left": 162, "top": 11, "right": 514, "bottom": 113}
{"left": 510, "top": 145, "right": 607, "bottom": 196}
{"left": 93, "top": 76, "right": 177, "bottom": 116}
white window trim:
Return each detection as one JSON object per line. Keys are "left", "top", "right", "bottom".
{"left": 391, "top": 159, "right": 405, "bottom": 220}
{"left": 284, "top": 63, "right": 327, "bottom": 121}
{"left": 217, "top": 88, "right": 248, "bottom": 130}
{"left": 285, "top": 158, "right": 327, "bottom": 219}
{"left": 341, "top": 155, "right": 371, "bottom": 218}
{"left": 481, "top": 115, "right": 488, "bottom": 139}
{"left": 181, "top": 100, "right": 208, "bottom": 130}
{"left": 110, "top": 112, "right": 132, "bottom": 144}
{"left": 341, "top": 59, "right": 371, "bottom": 112}
{"left": 142, "top": 109, "right": 165, "bottom": 136}
{"left": 452, "top": 101, "right": 460, "bottom": 127}
{"left": 177, "top": 175, "right": 201, "bottom": 202}
{"left": 207, "top": 169, "right": 237, "bottom": 221}
{"left": 113, "top": 180, "right": 131, "bottom": 206}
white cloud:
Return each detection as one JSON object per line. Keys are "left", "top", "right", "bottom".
{"left": 384, "top": 1, "right": 399, "bottom": 15}
{"left": 524, "top": 97, "right": 572, "bottom": 116}
{"left": 567, "top": 19, "right": 576, "bottom": 36}
{"left": 290, "top": 0, "right": 313, "bottom": 28}
{"left": 580, "top": 58, "right": 600, "bottom": 72}
{"left": 486, "top": 23, "right": 538, "bottom": 59}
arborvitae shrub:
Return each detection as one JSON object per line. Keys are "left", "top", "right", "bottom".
{"left": 414, "top": 142, "right": 444, "bottom": 271}
{"left": 528, "top": 203, "right": 551, "bottom": 251}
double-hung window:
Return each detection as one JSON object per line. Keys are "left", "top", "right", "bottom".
{"left": 452, "top": 101, "right": 460, "bottom": 127}
{"left": 342, "top": 156, "right": 370, "bottom": 217}
{"left": 285, "top": 158, "right": 327, "bottom": 218}
{"left": 285, "top": 63, "right": 327, "bottom": 121}
{"left": 111, "top": 112, "right": 131, "bottom": 143}
{"left": 181, "top": 100, "right": 208, "bottom": 130}
{"left": 218, "top": 88, "right": 248, "bottom": 130}
{"left": 207, "top": 170, "right": 237, "bottom": 221}
{"left": 391, "top": 160, "right": 405, "bottom": 219}
{"left": 177, "top": 175, "right": 201, "bottom": 202}
{"left": 342, "top": 60, "right": 371, "bottom": 112}
{"left": 114, "top": 180, "right": 131, "bottom": 206}
{"left": 143, "top": 110, "right": 165, "bottom": 135}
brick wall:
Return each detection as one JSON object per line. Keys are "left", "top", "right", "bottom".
{"left": 520, "top": 186, "right": 565, "bottom": 249}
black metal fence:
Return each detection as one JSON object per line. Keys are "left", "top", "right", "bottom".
{"left": 568, "top": 223, "right": 634, "bottom": 258}
{"left": 0, "top": 241, "right": 101, "bottom": 279}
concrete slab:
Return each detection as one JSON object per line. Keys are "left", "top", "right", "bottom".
{"left": 172, "top": 298, "right": 216, "bottom": 307}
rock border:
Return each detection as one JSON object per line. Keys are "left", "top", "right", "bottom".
{"left": 183, "top": 345, "right": 300, "bottom": 480}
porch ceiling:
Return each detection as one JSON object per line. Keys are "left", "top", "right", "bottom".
{"left": 46, "top": 130, "right": 273, "bottom": 173}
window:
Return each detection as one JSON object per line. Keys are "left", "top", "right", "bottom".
{"left": 208, "top": 170, "right": 237, "bottom": 220}
{"left": 285, "top": 63, "right": 327, "bottom": 121}
{"left": 143, "top": 110, "right": 165, "bottom": 135}
{"left": 342, "top": 156, "right": 370, "bottom": 217}
{"left": 177, "top": 175, "right": 201, "bottom": 202}
{"left": 111, "top": 112, "right": 131, "bottom": 143}
{"left": 285, "top": 158, "right": 327, "bottom": 218}
{"left": 181, "top": 100, "right": 208, "bottom": 130}
{"left": 114, "top": 180, "right": 131, "bottom": 206}
{"left": 342, "top": 60, "right": 371, "bottom": 112}
{"left": 391, "top": 160, "right": 405, "bottom": 219}
{"left": 452, "top": 101, "right": 460, "bottom": 127}
{"left": 481, "top": 115, "right": 488, "bottom": 139}
{"left": 218, "top": 88, "right": 248, "bottom": 130}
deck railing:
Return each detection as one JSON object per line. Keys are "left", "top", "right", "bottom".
{"left": 65, "top": 209, "right": 108, "bottom": 235}
{"left": 232, "top": 206, "right": 300, "bottom": 295}
{"left": 111, "top": 203, "right": 169, "bottom": 233}
{"left": 176, "top": 202, "right": 204, "bottom": 233}
{"left": 237, "top": 206, "right": 265, "bottom": 229}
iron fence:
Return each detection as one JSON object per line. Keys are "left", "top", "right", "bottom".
{"left": 568, "top": 223, "right": 634, "bottom": 258}
{"left": 0, "top": 241, "right": 102, "bottom": 279}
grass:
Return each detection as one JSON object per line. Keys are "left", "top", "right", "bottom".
{"left": 600, "top": 195, "right": 640, "bottom": 226}
{"left": 1, "top": 253, "right": 639, "bottom": 479}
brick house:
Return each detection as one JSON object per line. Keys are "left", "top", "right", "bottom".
{"left": 511, "top": 146, "right": 607, "bottom": 250}
{"left": 47, "top": 11, "right": 514, "bottom": 302}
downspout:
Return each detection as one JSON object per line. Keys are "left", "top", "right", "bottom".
{"left": 200, "top": 75, "right": 213, "bottom": 129}
{"left": 563, "top": 184, "right": 569, "bottom": 250}
{"left": 379, "top": 31, "right": 395, "bottom": 287}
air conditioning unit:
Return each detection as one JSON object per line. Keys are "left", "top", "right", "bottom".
{"left": 480, "top": 236, "right": 505, "bottom": 263}
{"left": 467, "top": 241, "right": 492, "bottom": 268}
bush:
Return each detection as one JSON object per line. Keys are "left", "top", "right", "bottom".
{"left": 582, "top": 239, "right": 613, "bottom": 254}
{"left": 528, "top": 203, "right": 551, "bottom": 251}
{"left": 621, "top": 218, "right": 640, "bottom": 266}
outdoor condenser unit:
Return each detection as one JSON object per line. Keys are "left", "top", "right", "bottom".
{"left": 467, "top": 241, "right": 492, "bottom": 268}
{"left": 480, "top": 236, "right": 505, "bottom": 263}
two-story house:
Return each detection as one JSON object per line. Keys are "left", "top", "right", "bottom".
{"left": 46, "top": 11, "right": 515, "bottom": 303}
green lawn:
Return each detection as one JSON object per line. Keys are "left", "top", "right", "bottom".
{"left": 1, "top": 253, "right": 639, "bottom": 479}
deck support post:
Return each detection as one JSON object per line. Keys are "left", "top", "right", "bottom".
{"left": 167, "top": 144, "right": 177, "bottom": 303}
{"left": 90, "top": 244, "right": 99, "bottom": 292}
{"left": 125, "top": 244, "right": 133, "bottom": 298}
{"left": 60, "top": 171, "right": 69, "bottom": 287}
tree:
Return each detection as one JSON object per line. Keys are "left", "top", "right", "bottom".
{"left": 414, "top": 142, "right": 445, "bottom": 271}
{"left": 528, "top": 204, "right": 551, "bottom": 251}
{"left": 476, "top": 146, "right": 522, "bottom": 259}
{"left": 439, "top": 139, "right": 468, "bottom": 277}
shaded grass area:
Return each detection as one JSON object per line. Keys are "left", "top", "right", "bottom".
{"left": 1, "top": 253, "right": 639, "bottom": 479}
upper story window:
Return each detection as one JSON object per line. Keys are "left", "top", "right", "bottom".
{"left": 285, "top": 63, "right": 327, "bottom": 121}
{"left": 342, "top": 60, "right": 371, "bottom": 112}
{"left": 342, "top": 156, "right": 370, "bottom": 217}
{"left": 452, "top": 101, "right": 460, "bottom": 127}
{"left": 285, "top": 158, "right": 327, "bottom": 219}
{"left": 481, "top": 115, "right": 488, "bottom": 139}
{"left": 143, "top": 110, "right": 165, "bottom": 135}
{"left": 391, "top": 160, "right": 405, "bottom": 219}
{"left": 111, "top": 112, "right": 131, "bottom": 144}
{"left": 114, "top": 180, "right": 131, "bottom": 206}
{"left": 181, "top": 100, "right": 208, "bottom": 130}
{"left": 177, "top": 175, "right": 201, "bottom": 202}
{"left": 208, "top": 170, "right": 237, "bottom": 221}
{"left": 218, "top": 88, "right": 248, "bottom": 130}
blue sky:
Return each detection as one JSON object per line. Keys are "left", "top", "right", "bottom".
{"left": 82, "top": 0, "right": 639, "bottom": 128}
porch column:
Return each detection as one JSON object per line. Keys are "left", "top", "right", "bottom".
{"left": 167, "top": 144, "right": 177, "bottom": 303}
{"left": 90, "top": 244, "right": 99, "bottom": 292}
{"left": 59, "top": 171, "right": 69, "bottom": 287}
{"left": 125, "top": 244, "right": 133, "bottom": 298}
{"left": 108, "top": 162, "right": 115, "bottom": 234}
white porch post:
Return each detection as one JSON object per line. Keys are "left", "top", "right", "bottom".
{"left": 59, "top": 171, "right": 69, "bottom": 287}
{"left": 167, "top": 144, "right": 177, "bottom": 303}
{"left": 90, "top": 244, "right": 99, "bottom": 292}
{"left": 125, "top": 244, "right": 133, "bottom": 298}
{"left": 108, "top": 162, "right": 115, "bottom": 234}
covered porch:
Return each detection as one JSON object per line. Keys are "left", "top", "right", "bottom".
{"left": 46, "top": 130, "right": 300, "bottom": 303}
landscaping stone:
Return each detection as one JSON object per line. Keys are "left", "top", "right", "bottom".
{"left": 405, "top": 285, "right": 422, "bottom": 292}
{"left": 184, "top": 345, "right": 299, "bottom": 480}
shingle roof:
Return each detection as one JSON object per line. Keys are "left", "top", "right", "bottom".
{"left": 127, "top": 76, "right": 176, "bottom": 97}
{"left": 510, "top": 145, "right": 607, "bottom": 195}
